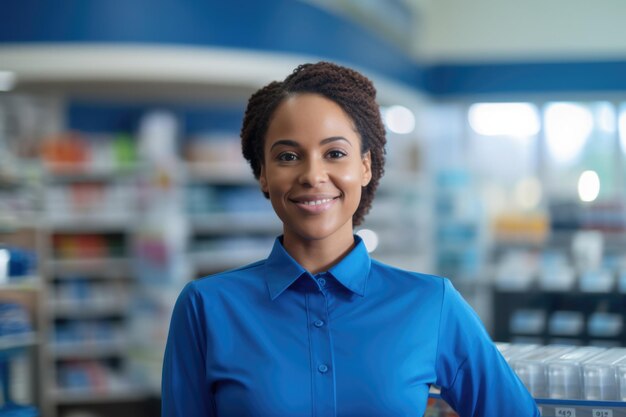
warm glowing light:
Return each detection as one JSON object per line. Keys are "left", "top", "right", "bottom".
{"left": 357, "top": 229, "right": 379, "bottom": 253}
{"left": 384, "top": 105, "right": 415, "bottom": 134}
{"left": 468, "top": 103, "right": 540, "bottom": 137}
{"left": 545, "top": 103, "right": 593, "bottom": 164}
{"left": 578, "top": 170, "right": 600, "bottom": 202}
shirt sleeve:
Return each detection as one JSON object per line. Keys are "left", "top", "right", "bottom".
{"left": 162, "top": 281, "right": 216, "bottom": 417}
{"left": 435, "top": 278, "right": 540, "bottom": 417}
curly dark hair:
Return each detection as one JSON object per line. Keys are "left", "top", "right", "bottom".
{"left": 241, "top": 61, "right": 386, "bottom": 226}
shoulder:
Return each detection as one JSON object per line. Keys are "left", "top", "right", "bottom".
{"left": 181, "top": 259, "right": 268, "bottom": 304}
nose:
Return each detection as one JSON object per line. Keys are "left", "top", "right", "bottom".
{"left": 298, "top": 156, "right": 328, "bottom": 187}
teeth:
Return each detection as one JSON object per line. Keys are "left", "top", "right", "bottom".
{"left": 301, "top": 198, "right": 333, "bottom": 206}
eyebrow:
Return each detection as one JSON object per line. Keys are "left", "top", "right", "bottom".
{"left": 269, "top": 136, "right": 352, "bottom": 151}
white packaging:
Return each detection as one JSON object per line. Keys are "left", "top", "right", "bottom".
{"left": 582, "top": 348, "right": 626, "bottom": 400}
{"left": 615, "top": 355, "right": 626, "bottom": 401}
{"left": 510, "top": 345, "right": 576, "bottom": 398}
{"left": 499, "top": 343, "right": 540, "bottom": 362}
{"left": 546, "top": 346, "right": 606, "bottom": 399}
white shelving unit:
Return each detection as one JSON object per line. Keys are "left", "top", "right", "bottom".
{"left": 0, "top": 159, "right": 45, "bottom": 413}
{"left": 37, "top": 166, "right": 142, "bottom": 417}
{"left": 1, "top": 43, "right": 430, "bottom": 417}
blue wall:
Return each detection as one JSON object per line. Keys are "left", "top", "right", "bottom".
{"left": 0, "top": 0, "right": 423, "bottom": 88}
{"left": 4, "top": 0, "right": 626, "bottom": 99}
{"left": 424, "top": 60, "right": 626, "bottom": 96}
{"left": 67, "top": 101, "right": 246, "bottom": 135}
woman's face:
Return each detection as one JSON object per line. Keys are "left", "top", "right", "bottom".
{"left": 260, "top": 93, "right": 372, "bottom": 245}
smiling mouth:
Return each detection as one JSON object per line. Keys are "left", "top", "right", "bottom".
{"left": 290, "top": 196, "right": 340, "bottom": 213}
{"left": 300, "top": 198, "right": 336, "bottom": 206}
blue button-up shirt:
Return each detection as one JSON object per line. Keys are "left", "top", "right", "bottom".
{"left": 162, "top": 236, "right": 539, "bottom": 417}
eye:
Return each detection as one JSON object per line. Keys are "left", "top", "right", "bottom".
{"left": 327, "top": 149, "right": 347, "bottom": 159}
{"left": 277, "top": 152, "right": 298, "bottom": 162}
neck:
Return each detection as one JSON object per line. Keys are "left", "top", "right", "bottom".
{"left": 282, "top": 229, "right": 355, "bottom": 274}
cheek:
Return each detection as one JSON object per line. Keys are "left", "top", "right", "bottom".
{"left": 264, "top": 169, "right": 290, "bottom": 195}
{"left": 336, "top": 166, "right": 365, "bottom": 196}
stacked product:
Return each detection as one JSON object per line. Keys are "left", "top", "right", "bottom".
{"left": 498, "top": 343, "right": 626, "bottom": 400}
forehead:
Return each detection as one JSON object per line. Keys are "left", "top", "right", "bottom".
{"left": 265, "top": 93, "right": 357, "bottom": 144}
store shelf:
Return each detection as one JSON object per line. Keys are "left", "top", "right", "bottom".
{"left": 53, "top": 273, "right": 130, "bottom": 282}
{"left": 548, "top": 229, "right": 626, "bottom": 247}
{"left": 43, "top": 164, "right": 146, "bottom": 182}
{"left": 0, "top": 175, "right": 24, "bottom": 189}
{"left": 43, "top": 217, "right": 137, "bottom": 232}
{"left": 428, "top": 394, "right": 626, "bottom": 417}
{"left": 0, "top": 214, "right": 43, "bottom": 231}
{"left": 50, "top": 387, "right": 149, "bottom": 405}
{"left": 0, "top": 332, "right": 38, "bottom": 351}
{"left": 47, "top": 258, "right": 132, "bottom": 273}
{"left": 184, "top": 162, "right": 256, "bottom": 184}
{"left": 189, "top": 212, "right": 281, "bottom": 234}
{"left": 0, "top": 276, "right": 41, "bottom": 291}
{"left": 190, "top": 248, "right": 270, "bottom": 272}
{"left": 50, "top": 341, "right": 129, "bottom": 359}
{"left": 48, "top": 301, "right": 128, "bottom": 318}
{"left": 536, "top": 398, "right": 626, "bottom": 417}
{"left": 493, "top": 287, "right": 626, "bottom": 346}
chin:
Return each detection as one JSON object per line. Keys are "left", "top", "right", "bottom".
{"left": 284, "top": 219, "right": 353, "bottom": 243}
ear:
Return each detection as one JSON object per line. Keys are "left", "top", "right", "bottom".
{"left": 361, "top": 151, "right": 372, "bottom": 187}
{"left": 259, "top": 164, "right": 269, "bottom": 193}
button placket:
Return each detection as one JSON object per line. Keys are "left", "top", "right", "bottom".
{"left": 305, "top": 289, "right": 336, "bottom": 417}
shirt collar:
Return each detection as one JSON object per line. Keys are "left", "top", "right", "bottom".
{"left": 264, "top": 235, "right": 371, "bottom": 300}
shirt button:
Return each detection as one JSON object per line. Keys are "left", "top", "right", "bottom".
{"left": 318, "top": 364, "right": 329, "bottom": 373}
{"left": 314, "top": 320, "right": 324, "bottom": 327}
{"left": 318, "top": 278, "right": 326, "bottom": 287}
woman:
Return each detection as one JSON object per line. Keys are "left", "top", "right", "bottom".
{"left": 162, "top": 62, "right": 540, "bottom": 416}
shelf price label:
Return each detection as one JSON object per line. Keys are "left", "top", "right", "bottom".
{"left": 592, "top": 410, "right": 612, "bottom": 417}
{"left": 555, "top": 408, "right": 576, "bottom": 417}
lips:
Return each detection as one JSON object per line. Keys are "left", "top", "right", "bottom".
{"left": 290, "top": 195, "right": 340, "bottom": 214}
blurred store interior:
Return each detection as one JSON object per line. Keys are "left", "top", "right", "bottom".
{"left": 2, "top": 0, "right": 626, "bottom": 416}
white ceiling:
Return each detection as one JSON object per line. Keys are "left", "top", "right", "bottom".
{"left": 412, "top": 0, "right": 626, "bottom": 62}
